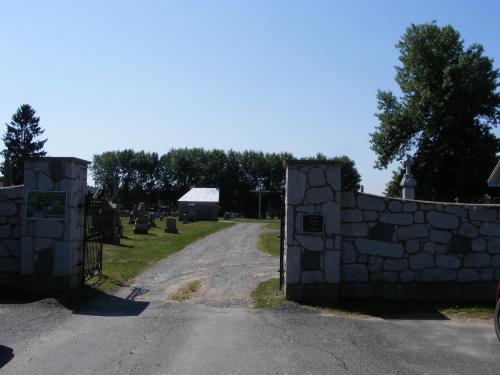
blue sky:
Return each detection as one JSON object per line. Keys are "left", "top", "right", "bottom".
{"left": 0, "top": 1, "right": 499, "bottom": 193}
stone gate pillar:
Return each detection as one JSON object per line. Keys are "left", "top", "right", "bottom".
{"left": 20, "top": 157, "right": 89, "bottom": 293}
{"left": 284, "top": 160, "right": 342, "bottom": 304}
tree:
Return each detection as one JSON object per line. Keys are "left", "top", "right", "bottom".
{"left": 301, "top": 154, "right": 362, "bottom": 191}
{"left": 92, "top": 148, "right": 363, "bottom": 215}
{"left": 2, "top": 104, "right": 47, "bottom": 185}
{"left": 332, "top": 155, "right": 362, "bottom": 191}
{"left": 370, "top": 22, "right": 500, "bottom": 201}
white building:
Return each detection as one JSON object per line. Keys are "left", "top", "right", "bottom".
{"left": 178, "top": 187, "right": 219, "bottom": 221}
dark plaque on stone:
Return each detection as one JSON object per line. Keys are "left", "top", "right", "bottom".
{"left": 302, "top": 214, "right": 324, "bottom": 233}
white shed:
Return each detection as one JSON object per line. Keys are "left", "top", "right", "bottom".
{"left": 178, "top": 188, "right": 219, "bottom": 221}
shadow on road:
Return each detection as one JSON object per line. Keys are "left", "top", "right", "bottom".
{"left": 0, "top": 345, "right": 14, "bottom": 369}
{"left": 56, "top": 286, "right": 150, "bottom": 317}
{"left": 0, "top": 286, "right": 149, "bottom": 318}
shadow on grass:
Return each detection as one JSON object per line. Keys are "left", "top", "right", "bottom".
{"left": 133, "top": 232, "right": 158, "bottom": 237}
{"left": 254, "top": 279, "right": 494, "bottom": 320}
{"left": 326, "top": 300, "right": 450, "bottom": 320}
{"left": 0, "top": 345, "right": 13, "bottom": 369}
{"left": 319, "top": 299, "right": 496, "bottom": 321}
{"left": 115, "top": 243, "right": 135, "bottom": 248}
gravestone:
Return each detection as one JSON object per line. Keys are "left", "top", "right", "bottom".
{"left": 92, "top": 178, "right": 122, "bottom": 244}
{"left": 165, "top": 218, "right": 178, "bottom": 234}
{"left": 149, "top": 213, "right": 157, "bottom": 228}
{"left": 134, "top": 203, "right": 149, "bottom": 234}
{"left": 129, "top": 205, "right": 138, "bottom": 224}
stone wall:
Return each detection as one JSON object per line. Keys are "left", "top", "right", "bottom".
{"left": 340, "top": 192, "right": 500, "bottom": 300}
{"left": 284, "top": 160, "right": 500, "bottom": 303}
{"left": 21, "top": 158, "right": 89, "bottom": 293}
{"left": 0, "top": 186, "right": 23, "bottom": 287}
{"left": 284, "top": 161, "right": 342, "bottom": 304}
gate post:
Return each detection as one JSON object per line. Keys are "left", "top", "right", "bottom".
{"left": 284, "top": 160, "right": 342, "bottom": 304}
{"left": 20, "top": 157, "right": 90, "bottom": 294}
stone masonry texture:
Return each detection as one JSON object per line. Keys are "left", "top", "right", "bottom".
{"left": 0, "top": 186, "right": 23, "bottom": 283}
{"left": 285, "top": 160, "right": 500, "bottom": 302}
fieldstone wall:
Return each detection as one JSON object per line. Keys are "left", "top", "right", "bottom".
{"left": 285, "top": 160, "right": 500, "bottom": 303}
{"left": 0, "top": 186, "right": 23, "bottom": 287}
{"left": 21, "top": 157, "right": 89, "bottom": 293}
{"left": 284, "top": 161, "right": 342, "bottom": 303}
{"left": 340, "top": 192, "right": 500, "bottom": 300}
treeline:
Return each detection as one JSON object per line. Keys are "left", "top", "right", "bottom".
{"left": 92, "top": 148, "right": 361, "bottom": 217}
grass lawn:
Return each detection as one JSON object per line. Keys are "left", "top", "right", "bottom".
{"left": 90, "top": 218, "right": 234, "bottom": 292}
{"left": 171, "top": 281, "right": 201, "bottom": 302}
{"left": 251, "top": 278, "right": 285, "bottom": 308}
{"left": 252, "top": 278, "right": 495, "bottom": 321}
{"left": 257, "top": 220, "right": 281, "bottom": 258}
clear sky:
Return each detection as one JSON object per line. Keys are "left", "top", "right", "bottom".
{"left": 0, "top": 0, "right": 499, "bottom": 193}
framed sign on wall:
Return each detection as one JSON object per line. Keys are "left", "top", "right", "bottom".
{"left": 26, "top": 191, "right": 67, "bottom": 220}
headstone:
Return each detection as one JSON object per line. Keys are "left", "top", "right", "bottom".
{"left": 97, "top": 200, "right": 122, "bottom": 244}
{"left": 134, "top": 203, "right": 149, "bottom": 234}
{"left": 94, "top": 175, "right": 122, "bottom": 244}
{"left": 149, "top": 212, "right": 157, "bottom": 228}
{"left": 165, "top": 218, "right": 178, "bottom": 234}
{"left": 129, "top": 205, "right": 138, "bottom": 224}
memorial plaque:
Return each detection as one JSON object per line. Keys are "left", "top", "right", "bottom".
{"left": 302, "top": 214, "right": 324, "bottom": 233}
{"left": 26, "top": 190, "right": 66, "bottom": 220}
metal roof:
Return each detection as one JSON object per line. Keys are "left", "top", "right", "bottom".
{"left": 488, "top": 160, "right": 500, "bottom": 187}
{"left": 178, "top": 188, "right": 219, "bottom": 203}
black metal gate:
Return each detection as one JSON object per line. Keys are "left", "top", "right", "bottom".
{"left": 83, "top": 195, "right": 104, "bottom": 281}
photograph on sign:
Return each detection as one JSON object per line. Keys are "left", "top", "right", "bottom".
{"left": 26, "top": 191, "right": 67, "bottom": 220}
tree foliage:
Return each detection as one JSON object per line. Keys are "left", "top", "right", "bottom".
{"left": 92, "top": 148, "right": 362, "bottom": 216}
{"left": 2, "top": 104, "right": 47, "bottom": 185}
{"left": 370, "top": 22, "right": 500, "bottom": 201}
{"left": 301, "top": 153, "right": 361, "bottom": 191}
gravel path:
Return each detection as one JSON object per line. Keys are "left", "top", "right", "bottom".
{"left": 1, "top": 223, "right": 499, "bottom": 375}
{"left": 118, "top": 222, "right": 278, "bottom": 307}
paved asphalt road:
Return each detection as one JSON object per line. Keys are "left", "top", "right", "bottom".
{"left": 0, "top": 223, "right": 499, "bottom": 374}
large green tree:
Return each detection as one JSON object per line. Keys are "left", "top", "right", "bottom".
{"left": 371, "top": 22, "right": 500, "bottom": 201}
{"left": 2, "top": 104, "right": 47, "bottom": 185}
{"left": 302, "top": 153, "right": 362, "bottom": 191}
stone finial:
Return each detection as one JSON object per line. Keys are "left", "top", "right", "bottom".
{"left": 401, "top": 155, "right": 417, "bottom": 200}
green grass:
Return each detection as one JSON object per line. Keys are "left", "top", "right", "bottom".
{"left": 90, "top": 218, "right": 234, "bottom": 292}
{"left": 251, "top": 278, "right": 285, "bottom": 308}
{"left": 171, "top": 280, "right": 201, "bottom": 301}
{"left": 257, "top": 220, "right": 281, "bottom": 257}
{"left": 438, "top": 304, "right": 494, "bottom": 320}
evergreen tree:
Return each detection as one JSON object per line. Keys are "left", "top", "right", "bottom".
{"left": 2, "top": 104, "right": 47, "bottom": 185}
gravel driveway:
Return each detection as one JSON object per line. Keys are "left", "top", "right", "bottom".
{"left": 0, "top": 223, "right": 499, "bottom": 375}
